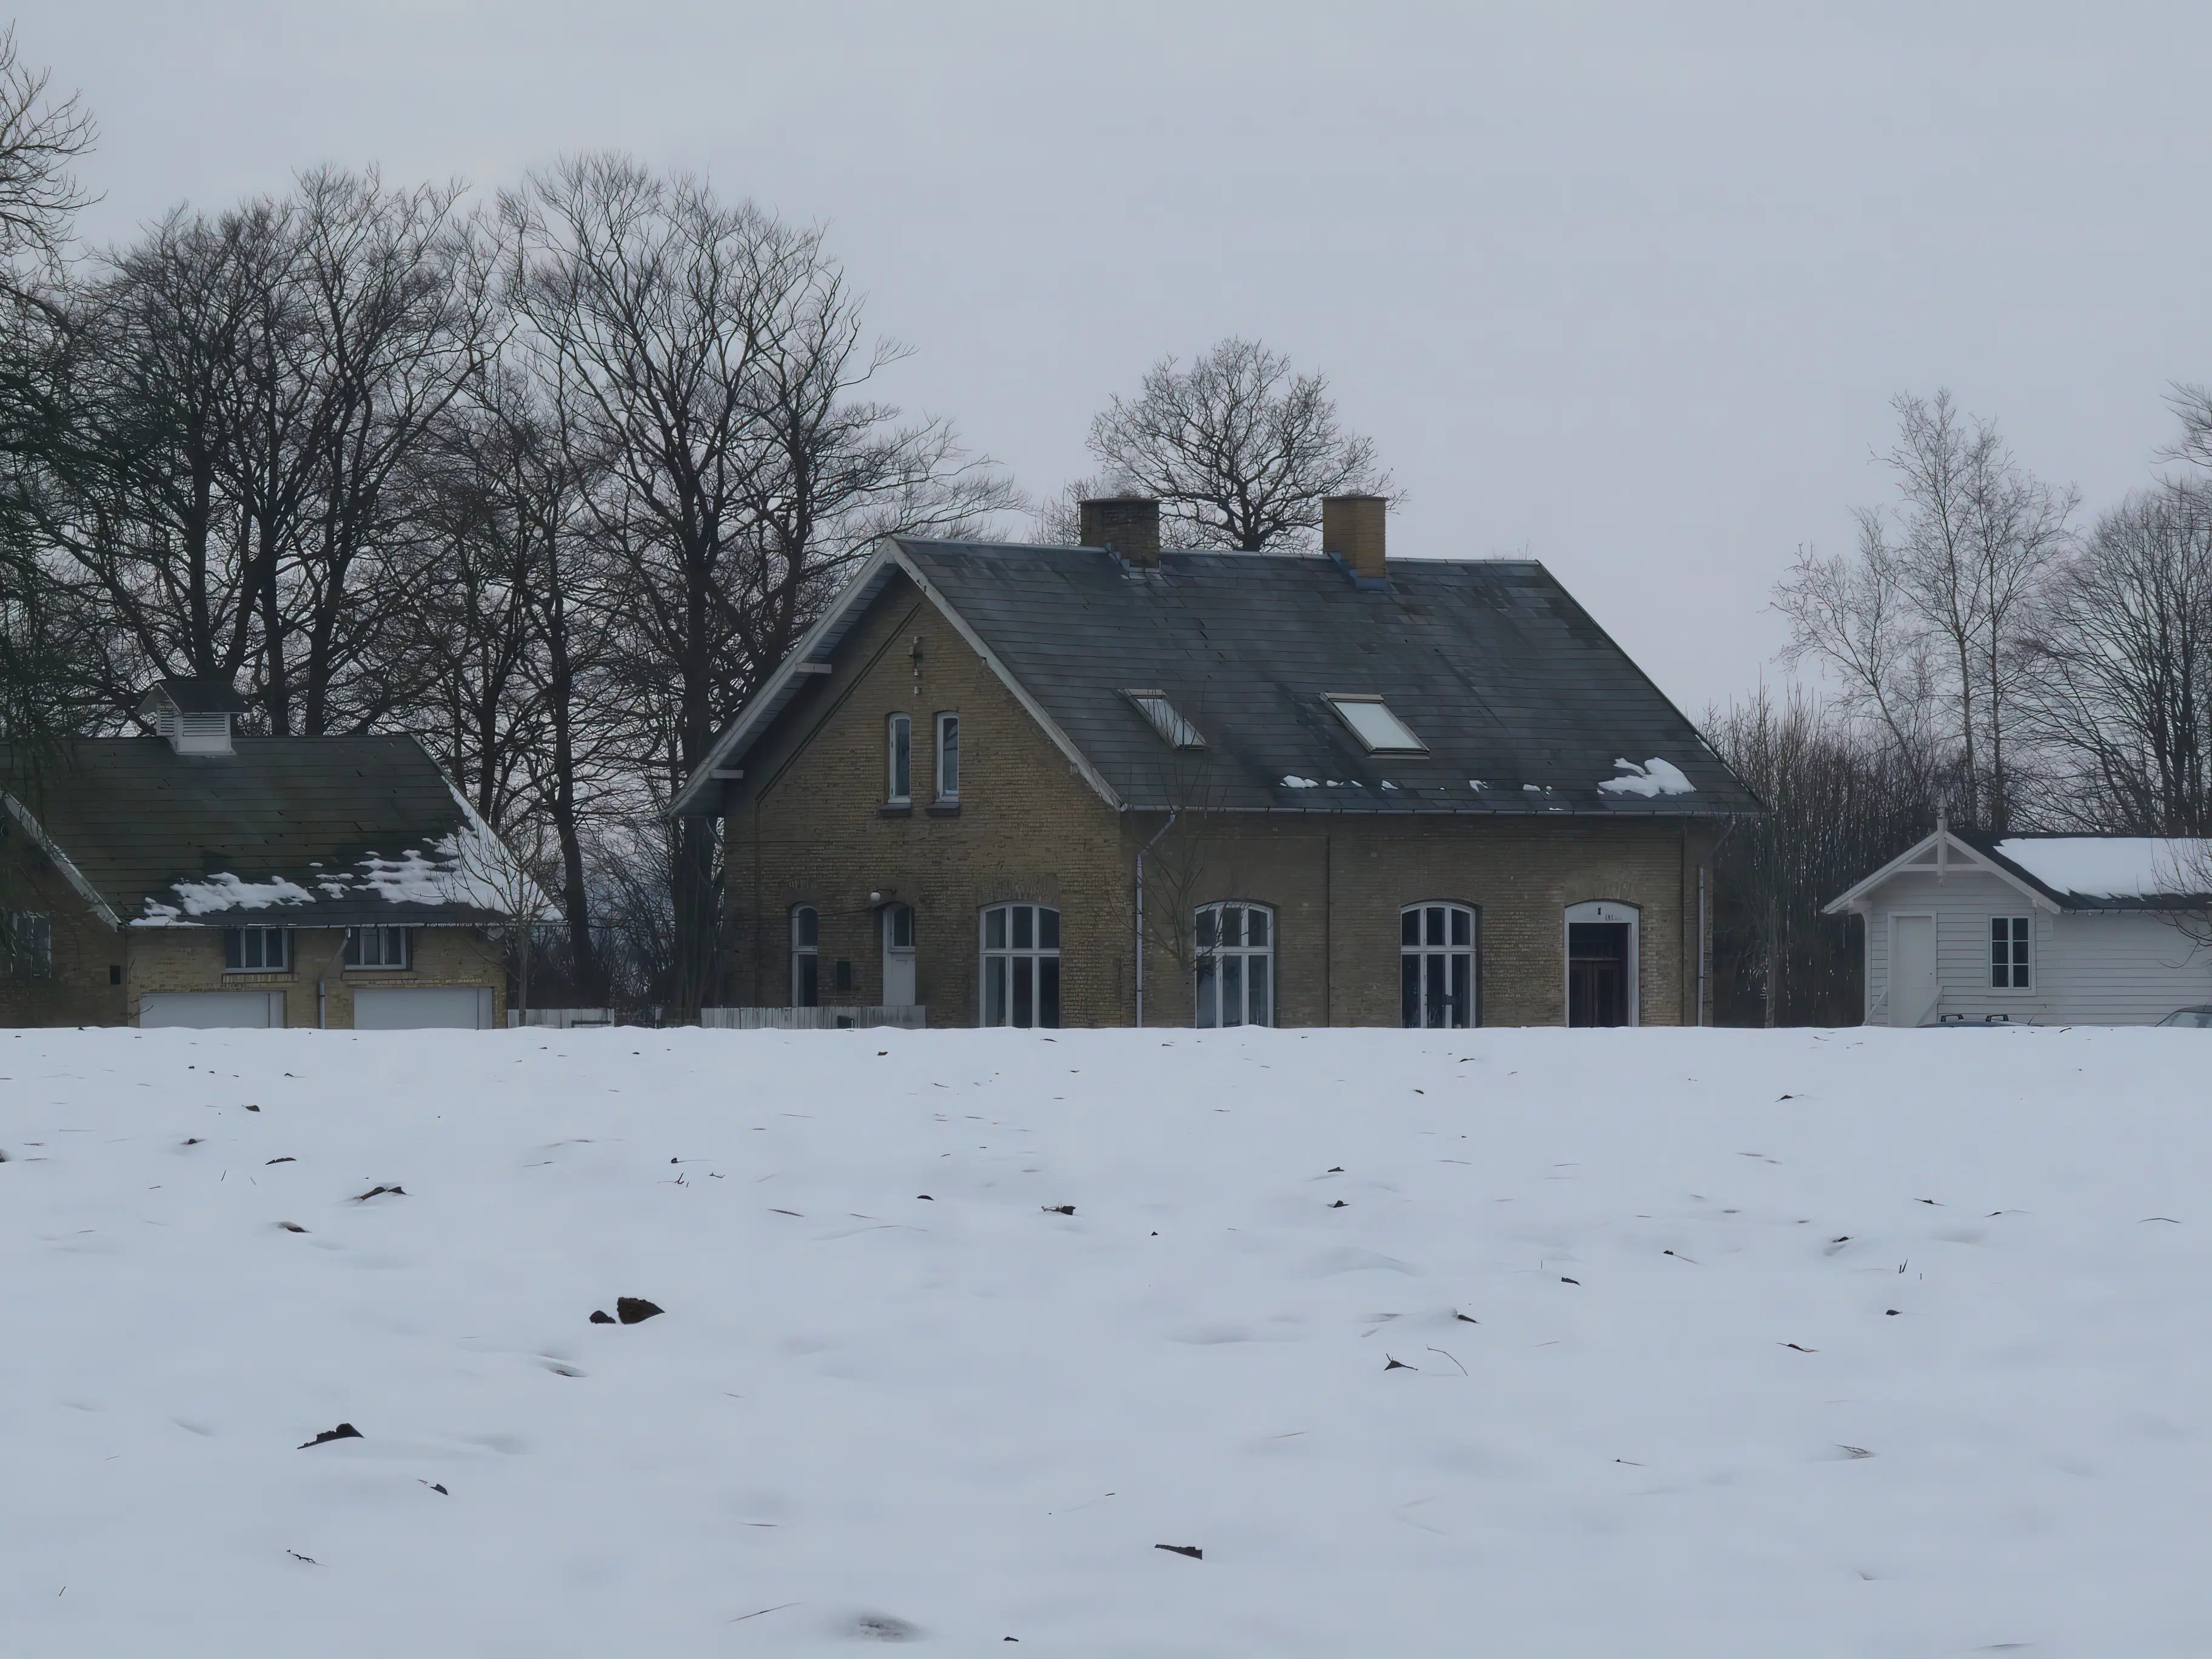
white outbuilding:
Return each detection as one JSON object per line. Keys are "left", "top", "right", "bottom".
{"left": 1823, "top": 828, "right": 2212, "bottom": 1026}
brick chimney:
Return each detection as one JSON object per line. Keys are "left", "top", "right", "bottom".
{"left": 1081, "top": 496, "right": 1161, "bottom": 568}
{"left": 1322, "top": 495, "right": 1387, "bottom": 580}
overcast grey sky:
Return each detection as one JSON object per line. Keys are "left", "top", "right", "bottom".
{"left": 30, "top": 2, "right": 2212, "bottom": 712}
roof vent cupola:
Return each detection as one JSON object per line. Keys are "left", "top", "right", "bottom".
{"left": 136, "top": 679, "right": 248, "bottom": 756}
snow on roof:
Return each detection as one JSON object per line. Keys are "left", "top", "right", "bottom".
{"left": 132, "top": 786, "right": 549, "bottom": 927}
{"left": 144, "top": 873, "right": 317, "bottom": 920}
{"left": 1991, "top": 837, "right": 2212, "bottom": 900}
{"left": 1597, "top": 757, "right": 1696, "bottom": 798}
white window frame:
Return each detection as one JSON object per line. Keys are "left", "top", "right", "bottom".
{"left": 344, "top": 926, "right": 413, "bottom": 970}
{"left": 935, "top": 712, "right": 960, "bottom": 802}
{"left": 886, "top": 712, "right": 911, "bottom": 804}
{"left": 224, "top": 925, "right": 289, "bottom": 973}
{"left": 1989, "top": 914, "right": 2033, "bottom": 991}
{"left": 980, "top": 903, "right": 1059, "bottom": 1028}
{"left": 4, "top": 910, "right": 52, "bottom": 976}
{"left": 1401, "top": 902, "right": 1476, "bottom": 1028}
{"left": 790, "top": 905, "right": 820, "bottom": 1008}
{"left": 1195, "top": 901, "right": 1273, "bottom": 1028}
{"left": 1324, "top": 694, "right": 1428, "bottom": 754}
{"left": 1125, "top": 689, "right": 1205, "bottom": 749}
{"left": 1564, "top": 900, "right": 1639, "bottom": 1028}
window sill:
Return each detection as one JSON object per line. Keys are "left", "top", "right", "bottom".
{"left": 879, "top": 803, "right": 913, "bottom": 818}
{"left": 224, "top": 970, "right": 291, "bottom": 978}
{"left": 926, "top": 802, "right": 960, "bottom": 817}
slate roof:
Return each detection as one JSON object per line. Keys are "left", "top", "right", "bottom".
{"left": 0, "top": 737, "right": 536, "bottom": 928}
{"left": 677, "top": 539, "right": 1757, "bottom": 817}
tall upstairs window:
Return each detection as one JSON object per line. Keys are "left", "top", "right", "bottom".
{"left": 790, "top": 905, "right": 820, "bottom": 1008}
{"left": 886, "top": 714, "right": 911, "bottom": 803}
{"left": 981, "top": 903, "right": 1057, "bottom": 1027}
{"left": 936, "top": 712, "right": 960, "bottom": 802}
{"left": 1402, "top": 903, "right": 1474, "bottom": 1028}
{"left": 1196, "top": 902, "right": 1272, "bottom": 1027}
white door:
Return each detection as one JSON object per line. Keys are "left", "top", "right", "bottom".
{"left": 354, "top": 987, "right": 492, "bottom": 1030}
{"left": 882, "top": 905, "right": 917, "bottom": 1007}
{"left": 139, "top": 991, "right": 284, "bottom": 1028}
{"left": 1889, "top": 914, "right": 1938, "bottom": 1027}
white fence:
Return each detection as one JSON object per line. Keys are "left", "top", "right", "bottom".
{"left": 509, "top": 1007, "right": 615, "bottom": 1029}
{"left": 699, "top": 1006, "right": 928, "bottom": 1031}
{"left": 508, "top": 1006, "right": 928, "bottom": 1030}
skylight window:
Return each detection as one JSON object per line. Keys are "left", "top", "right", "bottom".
{"left": 1125, "top": 689, "right": 1204, "bottom": 749}
{"left": 1325, "top": 694, "right": 1427, "bottom": 754}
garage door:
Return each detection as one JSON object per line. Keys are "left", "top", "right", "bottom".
{"left": 140, "top": 991, "right": 286, "bottom": 1029}
{"left": 353, "top": 987, "right": 495, "bottom": 1030}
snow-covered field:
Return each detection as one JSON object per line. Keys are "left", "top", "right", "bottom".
{"left": 4, "top": 1025, "right": 2208, "bottom": 1656}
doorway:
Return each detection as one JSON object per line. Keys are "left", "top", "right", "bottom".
{"left": 1888, "top": 913, "right": 1937, "bottom": 1027}
{"left": 1565, "top": 900, "right": 1639, "bottom": 1027}
{"left": 882, "top": 904, "right": 916, "bottom": 1007}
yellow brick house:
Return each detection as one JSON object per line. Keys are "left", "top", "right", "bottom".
{"left": 0, "top": 680, "right": 536, "bottom": 1029}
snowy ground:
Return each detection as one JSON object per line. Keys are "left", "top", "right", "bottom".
{"left": 4, "top": 1025, "right": 2209, "bottom": 1657}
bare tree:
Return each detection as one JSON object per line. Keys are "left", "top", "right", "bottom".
{"left": 501, "top": 153, "right": 1009, "bottom": 1015}
{"left": 409, "top": 359, "right": 609, "bottom": 993}
{"left": 1703, "top": 686, "right": 1934, "bottom": 1025}
{"left": 2019, "top": 480, "right": 2212, "bottom": 833}
{"left": 0, "top": 28, "right": 96, "bottom": 780}
{"left": 1775, "top": 390, "right": 2076, "bottom": 829}
{"left": 0, "top": 27, "right": 95, "bottom": 270}
{"left": 1082, "top": 338, "right": 1392, "bottom": 552}
{"left": 27, "top": 172, "right": 488, "bottom": 736}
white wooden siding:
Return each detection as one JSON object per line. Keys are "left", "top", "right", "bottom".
{"left": 1863, "top": 868, "right": 2212, "bottom": 1025}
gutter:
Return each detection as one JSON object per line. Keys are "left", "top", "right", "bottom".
{"left": 2, "top": 792, "right": 122, "bottom": 928}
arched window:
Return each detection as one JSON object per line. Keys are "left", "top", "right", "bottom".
{"left": 1195, "top": 902, "right": 1273, "bottom": 1028}
{"left": 981, "top": 903, "right": 1059, "bottom": 1027}
{"left": 1401, "top": 903, "right": 1475, "bottom": 1028}
{"left": 789, "top": 905, "right": 819, "bottom": 1008}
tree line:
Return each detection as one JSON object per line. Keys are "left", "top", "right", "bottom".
{"left": 1711, "top": 387, "right": 2212, "bottom": 1022}
{"left": 0, "top": 35, "right": 1390, "bottom": 1015}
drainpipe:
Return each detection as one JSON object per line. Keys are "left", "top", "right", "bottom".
{"left": 1134, "top": 812, "right": 1177, "bottom": 1028}
{"left": 315, "top": 929, "right": 350, "bottom": 1028}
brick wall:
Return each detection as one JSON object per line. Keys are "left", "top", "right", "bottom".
{"left": 124, "top": 925, "right": 506, "bottom": 1028}
{"left": 1124, "top": 815, "right": 1706, "bottom": 1027}
{"left": 722, "top": 572, "right": 1130, "bottom": 1025}
{"left": 718, "top": 569, "right": 1720, "bottom": 1030}
{"left": 0, "top": 852, "right": 129, "bottom": 1025}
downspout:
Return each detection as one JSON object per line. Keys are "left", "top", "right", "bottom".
{"left": 315, "top": 929, "right": 349, "bottom": 1028}
{"left": 1134, "top": 811, "right": 1177, "bottom": 1028}
{"left": 1697, "top": 862, "right": 1706, "bottom": 1029}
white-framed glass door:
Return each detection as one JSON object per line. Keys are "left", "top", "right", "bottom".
{"left": 882, "top": 903, "right": 917, "bottom": 1007}
{"left": 980, "top": 903, "right": 1059, "bottom": 1027}
{"left": 1401, "top": 903, "right": 1476, "bottom": 1028}
{"left": 1195, "top": 902, "right": 1273, "bottom": 1027}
